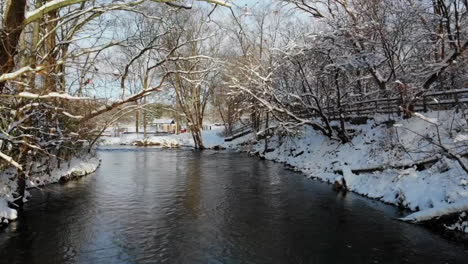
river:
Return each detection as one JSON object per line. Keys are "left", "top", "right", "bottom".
{"left": 0, "top": 147, "right": 467, "bottom": 263}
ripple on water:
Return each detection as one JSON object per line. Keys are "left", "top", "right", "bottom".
{"left": 1, "top": 148, "right": 467, "bottom": 264}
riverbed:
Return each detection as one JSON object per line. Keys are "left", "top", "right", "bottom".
{"left": 0, "top": 147, "right": 467, "bottom": 263}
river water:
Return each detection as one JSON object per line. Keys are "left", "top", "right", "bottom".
{"left": 0, "top": 147, "right": 467, "bottom": 263}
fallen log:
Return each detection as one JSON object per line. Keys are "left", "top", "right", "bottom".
{"left": 334, "top": 152, "right": 468, "bottom": 175}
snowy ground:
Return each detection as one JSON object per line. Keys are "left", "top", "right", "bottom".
{"left": 0, "top": 156, "right": 100, "bottom": 225}
{"left": 100, "top": 111, "right": 468, "bottom": 233}
{"left": 100, "top": 129, "right": 226, "bottom": 148}
{"left": 252, "top": 115, "right": 468, "bottom": 211}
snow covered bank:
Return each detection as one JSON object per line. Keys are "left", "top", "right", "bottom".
{"left": 0, "top": 199, "right": 17, "bottom": 225}
{"left": 100, "top": 128, "right": 226, "bottom": 148}
{"left": 0, "top": 156, "right": 100, "bottom": 225}
{"left": 224, "top": 111, "right": 468, "bottom": 233}
{"left": 100, "top": 112, "right": 468, "bottom": 233}
{"left": 400, "top": 199, "right": 468, "bottom": 223}
{"left": 26, "top": 156, "right": 101, "bottom": 187}
{"left": 400, "top": 201, "right": 468, "bottom": 234}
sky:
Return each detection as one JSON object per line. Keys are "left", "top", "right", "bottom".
{"left": 65, "top": 0, "right": 310, "bottom": 101}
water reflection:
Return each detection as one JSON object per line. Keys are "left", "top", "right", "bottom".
{"left": 182, "top": 154, "right": 202, "bottom": 218}
{"left": 0, "top": 147, "right": 467, "bottom": 264}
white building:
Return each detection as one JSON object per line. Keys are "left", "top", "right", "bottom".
{"left": 151, "top": 119, "right": 176, "bottom": 133}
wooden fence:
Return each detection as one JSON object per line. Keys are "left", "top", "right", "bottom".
{"left": 306, "top": 88, "right": 468, "bottom": 120}
{"left": 225, "top": 88, "right": 468, "bottom": 141}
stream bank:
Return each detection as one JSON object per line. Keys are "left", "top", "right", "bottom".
{"left": 0, "top": 156, "right": 101, "bottom": 226}
{"left": 1, "top": 147, "right": 467, "bottom": 263}
{"left": 101, "top": 111, "right": 468, "bottom": 235}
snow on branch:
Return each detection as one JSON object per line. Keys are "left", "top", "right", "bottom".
{"left": 0, "top": 65, "right": 45, "bottom": 82}
{"left": 62, "top": 112, "right": 84, "bottom": 119}
{"left": 158, "top": 0, "right": 231, "bottom": 7}
{"left": 25, "top": 0, "right": 231, "bottom": 25}
{"left": 0, "top": 151, "right": 23, "bottom": 170}
{"left": 82, "top": 73, "right": 169, "bottom": 122}
{"left": 25, "top": 0, "right": 92, "bottom": 25}
{"left": 18, "top": 92, "right": 90, "bottom": 100}
{"left": 401, "top": 199, "right": 468, "bottom": 223}
{"left": 413, "top": 112, "right": 438, "bottom": 125}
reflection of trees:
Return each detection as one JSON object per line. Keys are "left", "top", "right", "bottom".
{"left": 182, "top": 152, "right": 202, "bottom": 218}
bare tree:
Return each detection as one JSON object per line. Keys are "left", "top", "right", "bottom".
{"left": 0, "top": 0, "right": 231, "bottom": 206}
{"left": 162, "top": 9, "right": 222, "bottom": 149}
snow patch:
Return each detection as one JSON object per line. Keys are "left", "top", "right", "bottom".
{"left": 0, "top": 157, "right": 100, "bottom": 224}
{"left": 400, "top": 199, "right": 468, "bottom": 223}
{"left": 101, "top": 128, "right": 226, "bottom": 149}
{"left": 18, "top": 92, "right": 89, "bottom": 100}
{"left": 0, "top": 198, "right": 17, "bottom": 221}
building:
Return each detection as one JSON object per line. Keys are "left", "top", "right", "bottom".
{"left": 151, "top": 119, "right": 176, "bottom": 133}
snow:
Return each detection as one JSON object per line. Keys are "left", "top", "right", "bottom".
{"left": 446, "top": 219, "right": 468, "bottom": 233}
{"left": 26, "top": 157, "right": 101, "bottom": 187}
{"left": 400, "top": 199, "right": 468, "bottom": 222}
{"left": 455, "top": 134, "right": 468, "bottom": 143}
{"left": 100, "top": 128, "right": 226, "bottom": 148}
{"left": 0, "top": 156, "right": 100, "bottom": 224}
{"left": 0, "top": 199, "right": 17, "bottom": 221}
{"left": 62, "top": 111, "right": 83, "bottom": 119}
{"left": 413, "top": 112, "right": 438, "bottom": 125}
{"left": 152, "top": 119, "right": 175, "bottom": 124}
{"left": 0, "top": 65, "right": 45, "bottom": 82}
{"left": 18, "top": 92, "right": 89, "bottom": 100}
{"left": 217, "top": 111, "right": 468, "bottom": 232}
{"left": 0, "top": 151, "right": 22, "bottom": 170}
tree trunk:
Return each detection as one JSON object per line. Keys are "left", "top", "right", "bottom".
{"left": 335, "top": 71, "right": 349, "bottom": 143}
{"left": 143, "top": 72, "right": 149, "bottom": 137}
{"left": 135, "top": 101, "right": 140, "bottom": 134}
{"left": 43, "top": 3, "right": 59, "bottom": 92}
{"left": 0, "top": 0, "right": 27, "bottom": 88}
{"left": 263, "top": 112, "right": 269, "bottom": 154}
{"left": 191, "top": 124, "right": 205, "bottom": 150}
{"left": 143, "top": 97, "right": 147, "bottom": 138}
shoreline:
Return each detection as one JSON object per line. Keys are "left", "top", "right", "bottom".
{"left": 0, "top": 156, "right": 101, "bottom": 227}
{"left": 5, "top": 110, "right": 466, "bottom": 236}
{"left": 101, "top": 111, "right": 468, "bottom": 235}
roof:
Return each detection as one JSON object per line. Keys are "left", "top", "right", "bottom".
{"left": 152, "top": 119, "right": 175, "bottom": 124}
